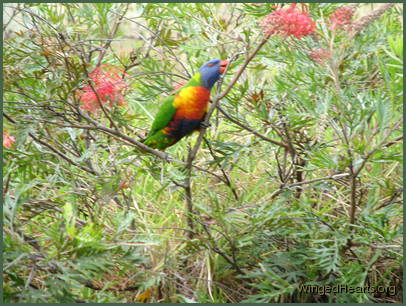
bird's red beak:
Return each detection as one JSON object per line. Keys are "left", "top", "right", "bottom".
{"left": 219, "top": 60, "right": 229, "bottom": 74}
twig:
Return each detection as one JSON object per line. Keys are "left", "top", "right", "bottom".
{"left": 270, "top": 173, "right": 351, "bottom": 199}
{"left": 198, "top": 219, "right": 245, "bottom": 275}
{"left": 3, "top": 3, "right": 21, "bottom": 33}
{"left": 217, "top": 106, "right": 288, "bottom": 149}
{"left": 96, "top": 4, "right": 130, "bottom": 67}
{"left": 77, "top": 110, "right": 169, "bottom": 159}
{"left": 349, "top": 118, "right": 402, "bottom": 225}
{"left": 13, "top": 116, "right": 231, "bottom": 184}
{"left": 4, "top": 113, "right": 97, "bottom": 175}
{"left": 284, "top": 172, "right": 351, "bottom": 189}
{"left": 203, "top": 137, "right": 239, "bottom": 200}
{"left": 383, "top": 135, "right": 403, "bottom": 148}
{"left": 353, "top": 119, "right": 403, "bottom": 177}
{"left": 348, "top": 175, "right": 358, "bottom": 225}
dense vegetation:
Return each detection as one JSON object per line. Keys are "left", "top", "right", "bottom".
{"left": 3, "top": 3, "right": 403, "bottom": 303}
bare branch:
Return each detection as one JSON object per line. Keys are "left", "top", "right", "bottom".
{"left": 354, "top": 118, "right": 403, "bottom": 177}
{"left": 96, "top": 4, "right": 130, "bottom": 67}
{"left": 217, "top": 106, "right": 288, "bottom": 149}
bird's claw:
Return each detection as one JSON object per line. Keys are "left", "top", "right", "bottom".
{"left": 199, "top": 121, "right": 211, "bottom": 129}
{"left": 163, "top": 152, "right": 170, "bottom": 162}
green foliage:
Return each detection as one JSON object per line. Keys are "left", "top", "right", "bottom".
{"left": 3, "top": 3, "right": 402, "bottom": 303}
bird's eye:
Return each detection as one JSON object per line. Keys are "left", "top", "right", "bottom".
{"left": 207, "top": 63, "right": 214, "bottom": 67}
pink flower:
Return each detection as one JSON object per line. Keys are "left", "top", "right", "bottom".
{"left": 3, "top": 132, "right": 16, "bottom": 148}
{"left": 309, "top": 48, "right": 332, "bottom": 64}
{"left": 329, "top": 6, "right": 355, "bottom": 30}
{"left": 260, "top": 3, "right": 316, "bottom": 39}
{"left": 77, "top": 64, "right": 128, "bottom": 112}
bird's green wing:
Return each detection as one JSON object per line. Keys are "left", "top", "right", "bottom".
{"left": 147, "top": 95, "right": 177, "bottom": 136}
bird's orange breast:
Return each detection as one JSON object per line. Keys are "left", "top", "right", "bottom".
{"left": 173, "top": 86, "right": 210, "bottom": 120}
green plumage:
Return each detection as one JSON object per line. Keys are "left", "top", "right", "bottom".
{"left": 143, "top": 95, "right": 178, "bottom": 150}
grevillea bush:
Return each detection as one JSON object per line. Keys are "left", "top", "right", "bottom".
{"left": 3, "top": 3, "right": 403, "bottom": 303}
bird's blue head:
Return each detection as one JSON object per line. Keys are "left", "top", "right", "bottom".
{"left": 198, "top": 59, "right": 229, "bottom": 89}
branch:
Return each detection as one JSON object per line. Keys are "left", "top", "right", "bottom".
{"left": 198, "top": 219, "right": 245, "bottom": 275}
{"left": 203, "top": 137, "right": 239, "bottom": 200}
{"left": 12, "top": 116, "right": 232, "bottom": 185}
{"left": 96, "top": 4, "right": 130, "bottom": 67}
{"left": 3, "top": 113, "right": 97, "bottom": 175}
{"left": 217, "top": 106, "right": 288, "bottom": 149}
{"left": 218, "top": 38, "right": 270, "bottom": 101}
{"left": 77, "top": 110, "right": 169, "bottom": 160}
{"left": 270, "top": 173, "right": 351, "bottom": 199}
{"left": 349, "top": 118, "right": 402, "bottom": 225}
{"left": 348, "top": 175, "right": 358, "bottom": 225}
{"left": 3, "top": 3, "right": 21, "bottom": 33}
{"left": 354, "top": 118, "right": 403, "bottom": 177}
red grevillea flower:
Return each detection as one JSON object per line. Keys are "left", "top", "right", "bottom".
{"left": 260, "top": 3, "right": 316, "bottom": 39}
{"left": 78, "top": 64, "right": 128, "bottom": 112}
{"left": 329, "top": 6, "right": 355, "bottom": 30}
{"left": 3, "top": 132, "right": 16, "bottom": 148}
{"left": 309, "top": 48, "right": 332, "bottom": 64}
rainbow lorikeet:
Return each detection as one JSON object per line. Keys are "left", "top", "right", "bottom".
{"left": 143, "top": 59, "right": 229, "bottom": 150}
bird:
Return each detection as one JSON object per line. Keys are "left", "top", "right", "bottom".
{"left": 143, "top": 59, "right": 229, "bottom": 151}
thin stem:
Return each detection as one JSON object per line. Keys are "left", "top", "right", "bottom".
{"left": 217, "top": 106, "right": 288, "bottom": 149}
{"left": 203, "top": 137, "right": 239, "bottom": 200}
{"left": 96, "top": 4, "right": 130, "bottom": 67}
{"left": 3, "top": 113, "right": 97, "bottom": 175}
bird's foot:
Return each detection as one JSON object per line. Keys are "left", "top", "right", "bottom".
{"left": 163, "top": 152, "right": 170, "bottom": 162}
{"left": 199, "top": 121, "right": 211, "bottom": 129}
